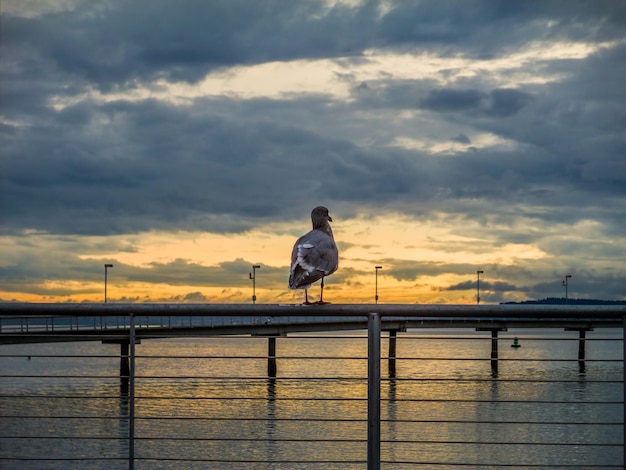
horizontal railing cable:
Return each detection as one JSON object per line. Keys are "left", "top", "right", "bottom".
{"left": 3, "top": 415, "right": 620, "bottom": 424}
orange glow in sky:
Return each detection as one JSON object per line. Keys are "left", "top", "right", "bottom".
{"left": 0, "top": 213, "right": 551, "bottom": 304}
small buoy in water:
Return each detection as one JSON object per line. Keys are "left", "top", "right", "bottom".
{"left": 511, "top": 337, "right": 521, "bottom": 348}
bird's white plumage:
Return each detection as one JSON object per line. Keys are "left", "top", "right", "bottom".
{"left": 296, "top": 244, "right": 316, "bottom": 274}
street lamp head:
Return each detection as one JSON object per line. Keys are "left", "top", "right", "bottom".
{"left": 477, "top": 270, "right": 484, "bottom": 274}
{"left": 253, "top": 265, "right": 261, "bottom": 269}
{"left": 375, "top": 266, "right": 382, "bottom": 270}
{"left": 105, "top": 264, "right": 113, "bottom": 268}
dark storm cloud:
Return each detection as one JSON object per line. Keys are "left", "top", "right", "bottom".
{"left": 1, "top": 1, "right": 369, "bottom": 91}
{"left": 340, "top": 256, "right": 625, "bottom": 302}
{"left": 451, "top": 134, "right": 471, "bottom": 144}
{"left": 0, "top": 89, "right": 621, "bottom": 235}
{"left": 377, "top": 1, "right": 626, "bottom": 54}
{"left": 419, "top": 88, "right": 533, "bottom": 116}
{"left": 394, "top": 260, "right": 625, "bottom": 302}
{"left": 2, "top": 95, "right": 430, "bottom": 234}
{"left": 445, "top": 280, "right": 517, "bottom": 292}
{"left": 525, "top": 270, "right": 626, "bottom": 302}
{"left": 2, "top": 0, "right": 624, "bottom": 94}
{"left": 485, "top": 89, "right": 535, "bottom": 117}
{"left": 421, "top": 89, "right": 485, "bottom": 112}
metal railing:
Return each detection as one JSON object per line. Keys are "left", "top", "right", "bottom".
{"left": 1, "top": 304, "right": 624, "bottom": 469}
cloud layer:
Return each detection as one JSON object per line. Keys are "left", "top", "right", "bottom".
{"left": 1, "top": 0, "right": 625, "bottom": 302}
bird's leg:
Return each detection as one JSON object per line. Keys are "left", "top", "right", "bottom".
{"left": 302, "top": 289, "right": 315, "bottom": 305}
{"left": 317, "top": 276, "right": 330, "bottom": 305}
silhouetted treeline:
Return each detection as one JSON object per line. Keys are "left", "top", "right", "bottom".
{"left": 501, "top": 298, "right": 626, "bottom": 305}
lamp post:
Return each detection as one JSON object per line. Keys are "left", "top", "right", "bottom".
{"left": 563, "top": 274, "right": 572, "bottom": 304}
{"left": 250, "top": 265, "right": 261, "bottom": 304}
{"left": 104, "top": 264, "right": 113, "bottom": 304}
{"left": 375, "top": 266, "right": 382, "bottom": 304}
{"left": 476, "top": 270, "right": 484, "bottom": 305}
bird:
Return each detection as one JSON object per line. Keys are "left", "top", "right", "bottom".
{"left": 289, "top": 206, "right": 339, "bottom": 305}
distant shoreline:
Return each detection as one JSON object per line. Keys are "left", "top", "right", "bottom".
{"left": 502, "top": 298, "right": 626, "bottom": 305}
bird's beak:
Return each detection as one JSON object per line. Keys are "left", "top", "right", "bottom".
{"left": 328, "top": 215, "right": 333, "bottom": 222}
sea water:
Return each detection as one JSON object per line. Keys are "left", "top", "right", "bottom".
{"left": 1, "top": 328, "right": 623, "bottom": 469}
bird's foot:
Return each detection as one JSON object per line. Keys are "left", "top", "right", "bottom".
{"left": 316, "top": 300, "right": 331, "bottom": 305}
{"left": 302, "top": 300, "right": 317, "bottom": 306}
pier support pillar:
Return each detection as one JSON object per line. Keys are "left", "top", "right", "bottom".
{"left": 579, "top": 329, "right": 586, "bottom": 363}
{"left": 102, "top": 338, "right": 141, "bottom": 395}
{"left": 268, "top": 336, "right": 277, "bottom": 378}
{"left": 566, "top": 327, "right": 593, "bottom": 373}
{"left": 254, "top": 333, "right": 284, "bottom": 378}
{"left": 477, "top": 327, "right": 507, "bottom": 376}
{"left": 388, "top": 330, "right": 397, "bottom": 378}
{"left": 120, "top": 341, "right": 130, "bottom": 394}
{"left": 491, "top": 330, "right": 498, "bottom": 375}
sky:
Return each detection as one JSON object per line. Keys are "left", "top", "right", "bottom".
{"left": 1, "top": 0, "right": 625, "bottom": 305}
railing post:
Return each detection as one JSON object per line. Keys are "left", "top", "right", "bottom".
{"left": 368, "top": 312, "right": 381, "bottom": 470}
{"left": 129, "top": 313, "right": 135, "bottom": 470}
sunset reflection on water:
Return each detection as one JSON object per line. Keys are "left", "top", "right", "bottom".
{"left": 1, "top": 329, "right": 623, "bottom": 468}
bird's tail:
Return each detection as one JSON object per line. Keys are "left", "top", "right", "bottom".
{"left": 289, "top": 266, "right": 314, "bottom": 290}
